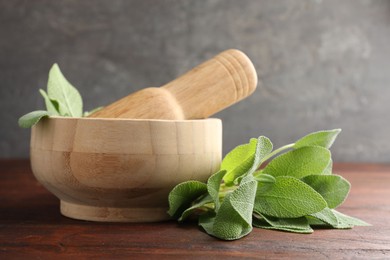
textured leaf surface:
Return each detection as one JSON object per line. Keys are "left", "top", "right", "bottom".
{"left": 309, "top": 207, "right": 338, "bottom": 227}
{"left": 301, "top": 174, "right": 350, "bottom": 208}
{"left": 223, "top": 136, "right": 273, "bottom": 186}
{"left": 200, "top": 175, "right": 257, "bottom": 240}
{"left": 246, "top": 136, "right": 273, "bottom": 176}
{"left": 47, "top": 63, "right": 83, "bottom": 117}
{"left": 221, "top": 138, "right": 257, "bottom": 186}
{"left": 253, "top": 214, "right": 313, "bottom": 233}
{"left": 332, "top": 209, "right": 371, "bottom": 228}
{"left": 254, "top": 176, "right": 327, "bottom": 218}
{"left": 294, "top": 129, "right": 341, "bottom": 149}
{"left": 168, "top": 181, "right": 207, "bottom": 219}
{"left": 262, "top": 146, "right": 331, "bottom": 178}
{"left": 207, "top": 170, "right": 226, "bottom": 211}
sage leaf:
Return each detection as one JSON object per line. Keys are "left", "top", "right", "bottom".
{"left": 253, "top": 213, "right": 313, "bottom": 233}
{"left": 247, "top": 136, "right": 273, "bottom": 174}
{"left": 199, "top": 194, "right": 254, "bottom": 240}
{"left": 179, "top": 194, "right": 213, "bottom": 222}
{"left": 262, "top": 146, "right": 331, "bottom": 178}
{"left": 47, "top": 63, "right": 83, "bottom": 117}
{"left": 254, "top": 176, "right": 327, "bottom": 218}
{"left": 207, "top": 170, "right": 226, "bottom": 211}
{"left": 18, "top": 110, "right": 50, "bottom": 128}
{"left": 223, "top": 136, "right": 273, "bottom": 186}
{"left": 200, "top": 175, "right": 257, "bottom": 240}
{"left": 306, "top": 216, "right": 329, "bottom": 226}
{"left": 309, "top": 207, "right": 338, "bottom": 227}
{"left": 167, "top": 181, "right": 207, "bottom": 219}
{"left": 198, "top": 211, "right": 216, "bottom": 235}
{"left": 39, "top": 89, "right": 60, "bottom": 115}
{"left": 294, "top": 129, "right": 341, "bottom": 149}
{"left": 301, "top": 174, "right": 350, "bottom": 208}
{"left": 322, "top": 158, "right": 333, "bottom": 175}
{"left": 332, "top": 209, "right": 371, "bottom": 228}
{"left": 221, "top": 138, "right": 257, "bottom": 186}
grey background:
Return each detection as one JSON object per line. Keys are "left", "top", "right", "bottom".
{"left": 1, "top": 0, "right": 389, "bottom": 162}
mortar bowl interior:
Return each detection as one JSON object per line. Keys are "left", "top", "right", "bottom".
{"left": 30, "top": 116, "right": 222, "bottom": 222}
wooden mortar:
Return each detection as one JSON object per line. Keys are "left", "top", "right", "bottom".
{"left": 30, "top": 117, "right": 222, "bottom": 222}
{"left": 88, "top": 49, "right": 257, "bottom": 119}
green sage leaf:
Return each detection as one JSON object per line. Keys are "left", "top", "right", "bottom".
{"left": 262, "top": 146, "right": 331, "bottom": 178}
{"left": 179, "top": 194, "right": 213, "bottom": 222}
{"left": 254, "top": 176, "right": 327, "bottom": 218}
{"left": 301, "top": 174, "right": 350, "bottom": 208}
{"left": 222, "top": 136, "right": 273, "bottom": 186}
{"left": 332, "top": 209, "right": 371, "bottom": 228}
{"left": 294, "top": 129, "right": 341, "bottom": 149}
{"left": 322, "top": 158, "right": 333, "bottom": 175}
{"left": 47, "top": 63, "right": 83, "bottom": 117}
{"left": 253, "top": 213, "right": 313, "bottom": 233}
{"left": 309, "top": 207, "right": 338, "bottom": 227}
{"left": 221, "top": 138, "right": 257, "bottom": 186}
{"left": 246, "top": 136, "right": 273, "bottom": 175}
{"left": 167, "top": 181, "right": 207, "bottom": 219}
{"left": 207, "top": 170, "right": 226, "bottom": 211}
{"left": 200, "top": 175, "right": 257, "bottom": 240}
{"left": 198, "top": 211, "right": 216, "bottom": 236}
{"left": 39, "top": 89, "right": 60, "bottom": 115}
{"left": 18, "top": 110, "right": 50, "bottom": 128}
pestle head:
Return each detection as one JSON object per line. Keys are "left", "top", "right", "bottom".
{"left": 89, "top": 49, "right": 258, "bottom": 119}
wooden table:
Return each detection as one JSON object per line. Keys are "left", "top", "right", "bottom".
{"left": 1, "top": 160, "right": 389, "bottom": 259}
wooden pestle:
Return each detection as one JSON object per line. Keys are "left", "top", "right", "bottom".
{"left": 88, "top": 49, "right": 257, "bottom": 120}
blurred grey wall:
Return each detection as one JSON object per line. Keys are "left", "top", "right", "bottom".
{"left": 1, "top": 0, "right": 389, "bottom": 162}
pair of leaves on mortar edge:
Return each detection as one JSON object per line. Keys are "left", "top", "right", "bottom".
{"left": 199, "top": 174, "right": 258, "bottom": 240}
{"left": 18, "top": 64, "right": 83, "bottom": 128}
{"left": 221, "top": 136, "right": 273, "bottom": 186}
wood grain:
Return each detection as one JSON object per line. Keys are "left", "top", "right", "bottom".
{"left": 29, "top": 117, "right": 222, "bottom": 222}
{"left": 1, "top": 160, "right": 389, "bottom": 259}
{"left": 88, "top": 49, "right": 258, "bottom": 119}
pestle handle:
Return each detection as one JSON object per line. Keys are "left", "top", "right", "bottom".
{"left": 89, "top": 49, "right": 257, "bottom": 119}
{"left": 162, "top": 49, "right": 257, "bottom": 119}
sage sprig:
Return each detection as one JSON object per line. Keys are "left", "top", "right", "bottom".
{"left": 18, "top": 64, "right": 101, "bottom": 128}
{"left": 168, "top": 129, "right": 370, "bottom": 240}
